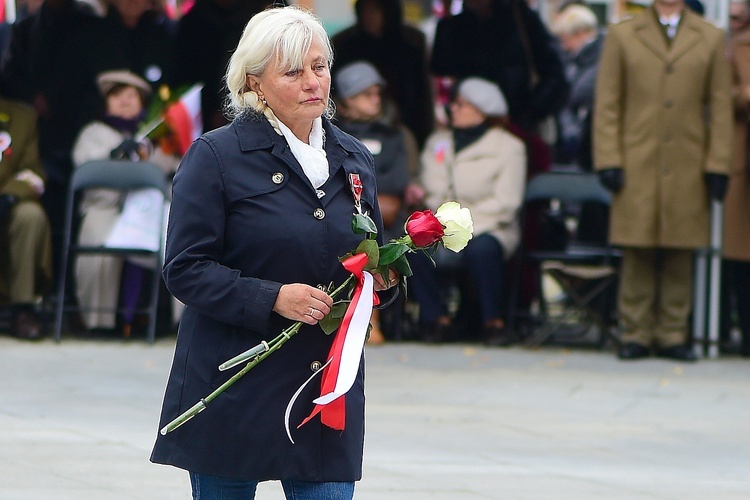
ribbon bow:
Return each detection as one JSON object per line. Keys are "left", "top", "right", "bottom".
{"left": 285, "top": 252, "right": 379, "bottom": 442}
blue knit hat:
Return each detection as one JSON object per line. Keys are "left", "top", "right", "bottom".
{"left": 335, "top": 61, "right": 386, "bottom": 99}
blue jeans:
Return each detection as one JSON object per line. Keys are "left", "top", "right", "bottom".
{"left": 189, "top": 472, "right": 355, "bottom": 500}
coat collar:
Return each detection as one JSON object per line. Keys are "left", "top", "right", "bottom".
{"left": 633, "top": 7, "right": 704, "bottom": 64}
{"left": 232, "top": 113, "right": 360, "bottom": 152}
{"left": 231, "top": 113, "right": 366, "bottom": 187}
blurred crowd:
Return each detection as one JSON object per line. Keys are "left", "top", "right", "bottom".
{"left": 0, "top": 0, "right": 748, "bottom": 361}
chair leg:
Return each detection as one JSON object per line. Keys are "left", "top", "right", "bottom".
{"left": 53, "top": 247, "right": 71, "bottom": 342}
{"left": 146, "top": 266, "right": 161, "bottom": 344}
{"left": 528, "top": 270, "right": 619, "bottom": 348}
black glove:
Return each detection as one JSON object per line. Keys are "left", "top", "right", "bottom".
{"left": 705, "top": 173, "right": 729, "bottom": 201}
{"left": 598, "top": 167, "right": 624, "bottom": 193}
{"left": 110, "top": 138, "right": 141, "bottom": 160}
{"left": 0, "top": 193, "right": 18, "bottom": 222}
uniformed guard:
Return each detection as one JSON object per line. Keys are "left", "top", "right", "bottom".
{"left": 593, "top": 0, "right": 733, "bottom": 360}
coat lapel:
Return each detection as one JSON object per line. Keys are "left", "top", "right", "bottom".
{"left": 667, "top": 12, "right": 704, "bottom": 63}
{"left": 633, "top": 9, "right": 705, "bottom": 65}
{"left": 633, "top": 11, "right": 670, "bottom": 63}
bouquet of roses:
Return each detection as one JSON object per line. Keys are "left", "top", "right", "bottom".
{"left": 159, "top": 201, "right": 473, "bottom": 437}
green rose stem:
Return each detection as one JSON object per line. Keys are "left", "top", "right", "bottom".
{"left": 159, "top": 274, "right": 356, "bottom": 435}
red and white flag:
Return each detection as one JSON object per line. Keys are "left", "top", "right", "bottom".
{"left": 164, "top": 84, "right": 203, "bottom": 156}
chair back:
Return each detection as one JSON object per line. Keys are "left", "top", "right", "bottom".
{"left": 71, "top": 160, "right": 169, "bottom": 197}
{"left": 524, "top": 171, "right": 611, "bottom": 206}
{"left": 53, "top": 159, "right": 171, "bottom": 344}
{"left": 509, "top": 171, "right": 619, "bottom": 346}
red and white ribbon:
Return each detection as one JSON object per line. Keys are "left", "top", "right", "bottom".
{"left": 285, "top": 253, "right": 376, "bottom": 442}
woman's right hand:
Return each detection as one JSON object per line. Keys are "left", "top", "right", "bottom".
{"left": 273, "top": 284, "right": 333, "bottom": 325}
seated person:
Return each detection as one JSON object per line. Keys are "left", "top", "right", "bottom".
{"left": 71, "top": 70, "right": 179, "bottom": 334}
{"left": 0, "top": 96, "right": 53, "bottom": 340}
{"left": 333, "top": 61, "right": 412, "bottom": 343}
{"left": 410, "top": 77, "right": 527, "bottom": 346}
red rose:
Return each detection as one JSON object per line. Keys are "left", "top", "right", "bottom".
{"left": 405, "top": 210, "right": 444, "bottom": 248}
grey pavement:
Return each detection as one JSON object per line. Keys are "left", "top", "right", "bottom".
{"left": 1, "top": 334, "right": 749, "bottom": 500}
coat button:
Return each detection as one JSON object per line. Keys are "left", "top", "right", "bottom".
{"left": 310, "top": 360, "right": 322, "bottom": 372}
{"left": 272, "top": 172, "right": 284, "bottom": 184}
{"left": 666, "top": 65, "right": 674, "bottom": 74}
{"left": 663, "top": 134, "right": 672, "bottom": 142}
{"left": 664, "top": 99, "right": 673, "bottom": 108}
{"left": 313, "top": 208, "right": 325, "bottom": 219}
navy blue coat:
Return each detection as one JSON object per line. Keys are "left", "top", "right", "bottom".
{"left": 150, "top": 114, "right": 388, "bottom": 481}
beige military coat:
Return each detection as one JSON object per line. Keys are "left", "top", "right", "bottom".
{"left": 594, "top": 8, "right": 732, "bottom": 249}
{"left": 724, "top": 27, "right": 750, "bottom": 261}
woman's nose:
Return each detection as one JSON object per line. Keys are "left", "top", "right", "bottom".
{"left": 303, "top": 70, "right": 320, "bottom": 91}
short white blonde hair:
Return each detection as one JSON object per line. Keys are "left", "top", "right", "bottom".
{"left": 552, "top": 4, "right": 599, "bottom": 37}
{"left": 224, "top": 5, "right": 334, "bottom": 123}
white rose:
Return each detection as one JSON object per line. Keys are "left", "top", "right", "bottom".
{"left": 435, "top": 201, "right": 474, "bottom": 252}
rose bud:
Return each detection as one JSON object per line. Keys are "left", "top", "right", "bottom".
{"left": 405, "top": 210, "right": 445, "bottom": 248}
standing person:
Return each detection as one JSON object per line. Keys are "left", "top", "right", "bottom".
{"left": 551, "top": 4, "right": 608, "bottom": 246}
{"left": 332, "top": 0, "right": 435, "bottom": 148}
{"left": 150, "top": 6, "right": 398, "bottom": 498}
{"left": 551, "top": 4, "right": 603, "bottom": 170}
{"left": 593, "top": 0, "right": 732, "bottom": 361}
{"left": 412, "top": 77, "right": 526, "bottom": 346}
{"left": 430, "top": 0, "right": 568, "bottom": 136}
{"left": 95, "top": 0, "right": 177, "bottom": 92}
{"left": 54, "top": 0, "right": 177, "bottom": 145}
{"left": 722, "top": 0, "right": 750, "bottom": 357}
{"left": 0, "top": 96, "right": 53, "bottom": 340}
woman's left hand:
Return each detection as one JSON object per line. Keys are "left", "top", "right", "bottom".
{"left": 372, "top": 268, "right": 400, "bottom": 291}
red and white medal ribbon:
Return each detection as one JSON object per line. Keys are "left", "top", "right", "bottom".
{"left": 285, "top": 253, "right": 376, "bottom": 442}
{"left": 349, "top": 173, "right": 363, "bottom": 213}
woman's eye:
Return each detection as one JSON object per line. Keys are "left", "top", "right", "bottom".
{"left": 286, "top": 69, "right": 301, "bottom": 77}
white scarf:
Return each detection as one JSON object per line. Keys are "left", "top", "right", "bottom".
{"left": 277, "top": 117, "right": 329, "bottom": 189}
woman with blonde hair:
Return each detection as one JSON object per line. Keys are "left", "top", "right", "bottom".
{"left": 150, "top": 6, "right": 398, "bottom": 499}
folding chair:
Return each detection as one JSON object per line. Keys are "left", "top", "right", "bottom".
{"left": 511, "top": 170, "right": 621, "bottom": 348}
{"left": 53, "top": 160, "right": 170, "bottom": 344}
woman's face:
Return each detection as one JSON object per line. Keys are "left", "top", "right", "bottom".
{"left": 247, "top": 39, "right": 331, "bottom": 139}
{"left": 105, "top": 86, "right": 144, "bottom": 120}
{"left": 449, "top": 96, "right": 485, "bottom": 129}
{"left": 343, "top": 84, "right": 382, "bottom": 121}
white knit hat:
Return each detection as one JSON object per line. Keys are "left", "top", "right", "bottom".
{"left": 457, "top": 77, "right": 508, "bottom": 117}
